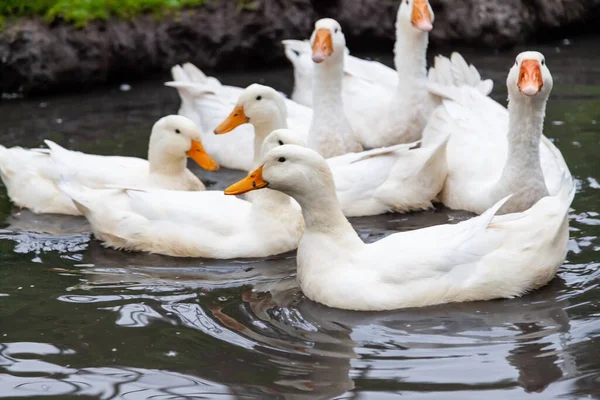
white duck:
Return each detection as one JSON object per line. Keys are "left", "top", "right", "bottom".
{"left": 424, "top": 51, "right": 572, "bottom": 214}
{"left": 225, "top": 144, "right": 574, "bottom": 311}
{"left": 166, "top": 63, "right": 312, "bottom": 171}
{"left": 57, "top": 130, "right": 304, "bottom": 258}
{"left": 0, "top": 115, "right": 218, "bottom": 216}
{"left": 214, "top": 83, "right": 449, "bottom": 217}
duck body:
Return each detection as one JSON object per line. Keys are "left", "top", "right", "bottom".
{"left": 0, "top": 146, "right": 81, "bottom": 215}
{"left": 168, "top": 63, "right": 312, "bottom": 171}
{"left": 297, "top": 189, "right": 571, "bottom": 311}
{"left": 425, "top": 52, "right": 571, "bottom": 214}
{"left": 226, "top": 144, "right": 574, "bottom": 311}
{"left": 0, "top": 116, "right": 214, "bottom": 215}
{"left": 57, "top": 130, "right": 304, "bottom": 258}
{"left": 59, "top": 184, "right": 303, "bottom": 258}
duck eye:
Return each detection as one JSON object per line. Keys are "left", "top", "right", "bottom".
{"left": 334, "top": 28, "right": 339, "bottom": 34}
{"left": 278, "top": 140, "right": 284, "bottom": 145}
{"left": 256, "top": 95, "right": 262, "bottom": 101}
{"left": 175, "top": 129, "right": 181, "bottom": 134}
{"left": 292, "top": 50, "right": 300, "bottom": 57}
{"left": 405, "top": 0, "right": 409, "bottom": 4}
{"left": 541, "top": 59, "right": 545, "bottom": 66}
{"left": 278, "top": 157, "right": 286, "bottom": 163}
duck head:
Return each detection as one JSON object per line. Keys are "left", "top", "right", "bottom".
{"left": 507, "top": 51, "right": 553, "bottom": 100}
{"left": 213, "top": 84, "right": 288, "bottom": 135}
{"left": 150, "top": 115, "right": 219, "bottom": 171}
{"left": 225, "top": 144, "right": 332, "bottom": 201}
{"left": 397, "top": 0, "right": 434, "bottom": 33}
{"left": 310, "top": 18, "right": 346, "bottom": 64}
{"left": 259, "top": 129, "right": 306, "bottom": 160}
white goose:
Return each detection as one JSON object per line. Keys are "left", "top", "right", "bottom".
{"left": 225, "top": 144, "right": 574, "bottom": 311}
{"left": 424, "top": 51, "right": 572, "bottom": 214}
{"left": 166, "top": 63, "right": 312, "bottom": 171}
{"left": 214, "top": 82, "right": 449, "bottom": 217}
{"left": 57, "top": 130, "right": 304, "bottom": 258}
{"left": 308, "top": 18, "right": 364, "bottom": 157}
{"left": 285, "top": 0, "right": 491, "bottom": 148}
{"left": 0, "top": 115, "right": 218, "bottom": 216}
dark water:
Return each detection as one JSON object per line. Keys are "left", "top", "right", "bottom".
{"left": 0, "top": 36, "right": 599, "bottom": 399}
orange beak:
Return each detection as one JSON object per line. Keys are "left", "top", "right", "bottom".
{"left": 214, "top": 106, "right": 249, "bottom": 134}
{"left": 187, "top": 140, "right": 220, "bottom": 171}
{"left": 518, "top": 60, "right": 543, "bottom": 96}
{"left": 312, "top": 28, "right": 333, "bottom": 63}
{"left": 411, "top": 0, "right": 433, "bottom": 32}
{"left": 224, "top": 165, "right": 268, "bottom": 195}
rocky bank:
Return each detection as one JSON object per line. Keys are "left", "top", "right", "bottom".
{"left": 0, "top": 0, "right": 598, "bottom": 95}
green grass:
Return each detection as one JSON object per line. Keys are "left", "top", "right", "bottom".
{"left": 0, "top": 0, "right": 208, "bottom": 28}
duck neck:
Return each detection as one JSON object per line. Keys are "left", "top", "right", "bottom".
{"left": 394, "top": 25, "right": 428, "bottom": 87}
{"left": 310, "top": 55, "right": 350, "bottom": 156}
{"left": 312, "top": 56, "right": 344, "bottom": 108}
{"left": 147, "top": 141, "right": 187, "bottom": 176}
{"left": 251, "top": 116, "right": 288, "bottom": 169}
{"left": 291, "top": 176, "right": 359, "bottom": 240}
{"left": 498, "top": 94, "right": 548, "bottom": 190}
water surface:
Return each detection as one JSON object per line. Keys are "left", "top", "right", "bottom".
{"left": 0, "top": 36, "right": 599, "bottom": 399}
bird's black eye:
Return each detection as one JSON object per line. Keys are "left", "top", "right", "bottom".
{"left": 292, "top": 50, "right": 300, "bottom": 57}
{"left": 256, "top": 95, "right": 262, "bottom": 101}
{"left": 278, "top": 157, "right": 286, "bottom": 163}
{"left": 335, "top": 28, "right": 339, "bottom": 33}
{"left": 515, "top": 60, "right": 518, "bottom": 66}
{"left": 541, "top": 59, "right": 545, "bottom": 66}
{"left": 278, "top": 140, "right": 284, "bottom": 145}
{"left": 405, "top": 0, "right": 409, "bottom": 4}
{"left": 175, "top": 129, "right": 181, "bottom": 134}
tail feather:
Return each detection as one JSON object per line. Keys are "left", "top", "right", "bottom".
{"left": 182, "top": 62, "right": 209, "bottom": 82}
{"left": 281, "top": 39, "right": 311, "bottom": 54}
{"left": 349, "top": 141, "right": 420, "bottom": 164}
{"left": 171, "top": 65, "right": 190, "bottom": 83}
{"left": 428, "top": 52, "right": 494, "bottom": 96}
{"left": 56, "top": 179, "right": 91, "bottom": 214}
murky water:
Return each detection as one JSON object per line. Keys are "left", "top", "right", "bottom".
{"left": 0, "top": 36, "right": 599, "bottom": 399}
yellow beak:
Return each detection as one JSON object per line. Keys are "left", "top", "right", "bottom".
{"left": 312, "top": 28, "right": 333, "bottom": 63}
{"left": 411, "top": 0, "right": 433, "bottom": 32}
{"left": 214, "top": 106, "right": 249, "bottom": 134}
{"left": 224, "top": 165, "right": 268, "bottom": 195}
{"left": 518, "top": 59, "right": 543, "bottom": 96}
{"left": 187, "top": 140, "right": 220, "bottom": 171}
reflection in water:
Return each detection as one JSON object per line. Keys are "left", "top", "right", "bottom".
{"left": 0, "top": 342, "right": 234, "bottom": 399}
{"left": 40, "top": 264, "right": 576, "bottom": 399}
{"left": 0, "top": 36, "right": 599, "bottom": 398}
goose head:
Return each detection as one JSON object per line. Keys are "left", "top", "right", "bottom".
{"left": 149, "top": 115, "right": 219, "bottom": 171}
{"left": 214, "top": 84, "right": 288, "bottom": 135}
{"left": 225, "top": 145, "right": 333, "bottom": 202}
{"left": 397, "top": 0, "right": 434, "bottom": 33}
{"left": 507, "top": 51, "right": 553, "bottom": 100}
{"left": 310, "top": 18, "right": 346, "bottom": 64}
